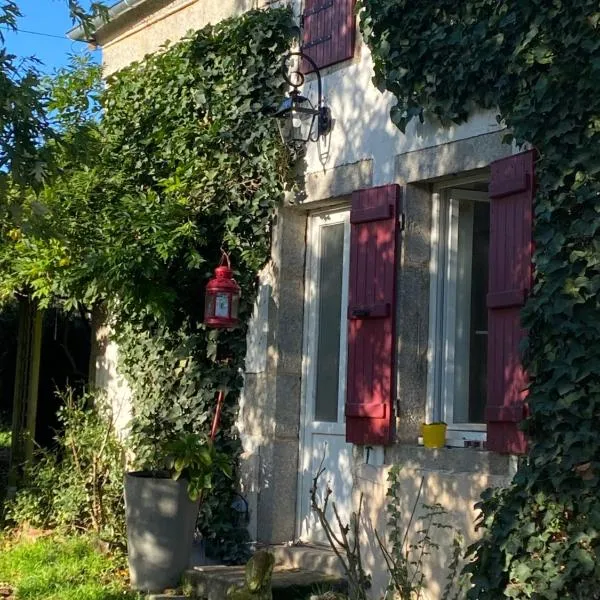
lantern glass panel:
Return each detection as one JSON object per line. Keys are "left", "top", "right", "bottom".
{"left": 277, "top": 116, "right": 293, "bottom": 145}
{"left": 231, "top": 293, "right": 240, "bottom": 320}
{"left": 292, "top": 96, "right": 317, "bottom": 142}
{"left": 215, "top": 293, "right": 231, "bottom": 318}
{"left": 293, "top": 110, "right": 316, "bottom": 142}
{"left": 205, "top": 293, "right": 216, "bottom": 321}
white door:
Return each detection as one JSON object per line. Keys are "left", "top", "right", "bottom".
{"left": 297, "top": 208, "right": 354, "bottom": 544}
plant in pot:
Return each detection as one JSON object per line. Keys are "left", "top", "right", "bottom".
{"left": 125, "top": 432, "right": 231, "bottom": 593}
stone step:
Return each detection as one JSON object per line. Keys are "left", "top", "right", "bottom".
{"left": 184, "top": 564, "right": 346, "bottom": 600}
{"left": 271, "top": 544, "right": 345, "bottom": 578}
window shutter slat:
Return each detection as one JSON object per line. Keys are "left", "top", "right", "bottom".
{"left": 345, "top": 184, "right": 400, "bottom": 445}
{"left": 302, "top": 0, "right": 356, "bottom": 71}
{"left": 486, "top": 150, "right": 534, "bottom": 454}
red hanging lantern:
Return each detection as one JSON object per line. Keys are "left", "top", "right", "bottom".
{"left": 204, "top": 253, "right": 241, "bottom": 328}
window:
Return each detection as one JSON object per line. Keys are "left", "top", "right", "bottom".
{"left": 303, "top": 208, "right": 351, "bottom": 429}
{"left": 313, "top": 216, "right": 347, "bottom": 422}
{"left": 427, "top": 183, "right": 490, "bottom": 446}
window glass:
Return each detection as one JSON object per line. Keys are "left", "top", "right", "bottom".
{"left": 314, "top": 223, "right": 344, "bottom": 422}
{"left": 453, "top": 200, "right": 489, "bottom": 424}
{"left": 468, "top": 202, "right": 489, "bottom": 422}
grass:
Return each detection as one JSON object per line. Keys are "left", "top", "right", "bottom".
{"left": 0, "top": 534, "right": 141, "bottom": 600}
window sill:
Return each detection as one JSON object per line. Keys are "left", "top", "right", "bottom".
{"left": 384, "top": 444, "right": 518, "bottom": 477}
{"left": 417, "top": 436, "right": 486, "bottom": 450}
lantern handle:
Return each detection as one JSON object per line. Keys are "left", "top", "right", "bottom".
{"left": 219, "top": 249, "right": 231, "bottom": 269}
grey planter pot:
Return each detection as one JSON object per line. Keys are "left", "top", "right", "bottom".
{"left": 124, "top": 471, "right": 200, "bottom": 593}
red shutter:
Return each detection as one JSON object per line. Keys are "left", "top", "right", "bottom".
{"left": 486, "top": 150, "right": 535, "bottom": 454}
{"left": 302, "top": 0, "right": 356, "bottom": 71}
{"left": 345, "top": 184, "right": 400, "bottom": 445}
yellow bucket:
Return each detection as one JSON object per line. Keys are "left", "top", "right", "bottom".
{"left": 422, "top": 423, "right": 447, "bottom": 449}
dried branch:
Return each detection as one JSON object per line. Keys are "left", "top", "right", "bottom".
{"left": 310, "top": 459, "right": 370, "bottom": 600}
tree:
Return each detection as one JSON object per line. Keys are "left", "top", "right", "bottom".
{"left": 0, "top": 1, "right": 107, "bottom": 185}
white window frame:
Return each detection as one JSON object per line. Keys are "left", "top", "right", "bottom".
{"left": 300, "top": 207, "right": 351, "bottom": 430}
{"left": 426, "top": 180, "right": 489, "bottom": 447}
{"left": 296, "top": 206, "right": 352, "bottom": 540}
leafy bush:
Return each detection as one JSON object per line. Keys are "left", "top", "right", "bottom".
{"left": 0, "top": 412, "right": 11, "bottom": 448}
{"left": 0, "top": 6, "right": 295, "bottom": 564}
{"left": 6, "top": 389, "right": 126, "bottom": 546}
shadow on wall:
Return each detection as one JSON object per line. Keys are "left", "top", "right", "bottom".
{"left": 354, "top": 460, "right": 512, "bottom": 600}
{"left": 303, "top": 37, "right": 502, "bottom": 185}
{"left": 236, "top": 208, "right": 308, "bottom": 542}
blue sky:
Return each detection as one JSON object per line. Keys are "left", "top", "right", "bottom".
{"left": 4, "top": 0, "right": 103, "bottom": 74}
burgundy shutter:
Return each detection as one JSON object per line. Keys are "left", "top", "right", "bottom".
{"left": 486, "top": 150, "right": 535, "bottom": 454}
{"left": 302, "top": 0, "right": 356, "bottom": 71}
{"left": 345, "top": 184, "right": 400, "bottom": 445}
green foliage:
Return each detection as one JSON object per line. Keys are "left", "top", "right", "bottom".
{"left": 0, "top": 534, "right": 140, "bottom": 600}
{"left": 98, "top": 8, "right": 294, "bottom": 563}
{"left": 165, "top": 433, "right": 232, "bottom": 501}
{"left": 0, "top": 423, "right": 10, "bottom": 448}
{"left": 6, "top": 389, "right": 126, "bottom": 546}
{"left": 359, "top": 0, "right": 600, "bottom": 597}
{"left": 0, "top": 55, "right": 103, "bottom": 307}
{"left": 0, "top": 1, "right": 106, "bottom": 185}
{"left": 0, "top": 4, "right": 293, "bottom": 565}
{"left": 96, "top": 7, "right": 294, "bottom": 319}
{"left": 115, "top": 320, "right": 251, "bottom": 561}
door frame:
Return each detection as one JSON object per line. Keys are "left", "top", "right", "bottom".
{"left": 296, "top": 205, "right": 351, "bottom": 542}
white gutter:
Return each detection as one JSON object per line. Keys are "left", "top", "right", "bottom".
{"left": 67, "top": 0, "right": 153, "bottom": 42}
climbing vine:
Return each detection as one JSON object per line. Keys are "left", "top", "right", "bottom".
{"left": 359, "top": 1, "right": 600, "bottom": 597}
{"left": 0, "top": 7, "right": 295, "bottom": 561}
{"left": 92, "top": 6, "right": 295, "bottom": 561}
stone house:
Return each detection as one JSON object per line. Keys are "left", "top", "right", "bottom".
{"left": 69, "top": 1, "right": 533, "bottom": 596}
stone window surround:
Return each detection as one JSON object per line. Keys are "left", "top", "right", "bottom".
{"left": 240, "top": 130, "right": 519, "bottom": 544}
{"left": 289, "top": 129, "right": 514, "bottom": 451}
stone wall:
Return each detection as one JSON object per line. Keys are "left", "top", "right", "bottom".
{"left": 237, "top": 206, "right": 307, "bottom": 543}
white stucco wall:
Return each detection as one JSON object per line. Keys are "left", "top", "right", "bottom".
{"left": 301, "top": 40, "right": 502, "bottom": 190}
{"left": 94, "top": 336, "right": 132, "bottom": 438}
{"left": 100, "top": 0, "right": 278, "bottom": 76}
{"left": 355, "top": 462, "right": 512, "bottom": 600}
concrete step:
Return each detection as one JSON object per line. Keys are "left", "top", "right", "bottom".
{"left": 184, "top": 564, "right": 346, "bottom": 600}
{"left": 271, "top": 544, "right": 345, "bottom": 578}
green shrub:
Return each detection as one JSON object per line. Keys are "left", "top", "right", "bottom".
{"left": 6, "top": 389, "right": 126, "bottom": 546}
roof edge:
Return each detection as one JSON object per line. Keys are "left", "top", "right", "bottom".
{"left": 67, "top": 0, "right": 154, "bottom": 42}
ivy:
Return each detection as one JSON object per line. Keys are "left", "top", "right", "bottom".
{"left": 0, "top": 6, "right": 295, "bottom": 562}
{"left": 359, "top": 0, "right": 600, "bottom": 597}
{"left": 95, "top": 7, "right": 295, "bottom": 561}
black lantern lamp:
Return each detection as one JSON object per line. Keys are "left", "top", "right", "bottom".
{"left": 274, "top": 51, "right": 332, "bottom": 148}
